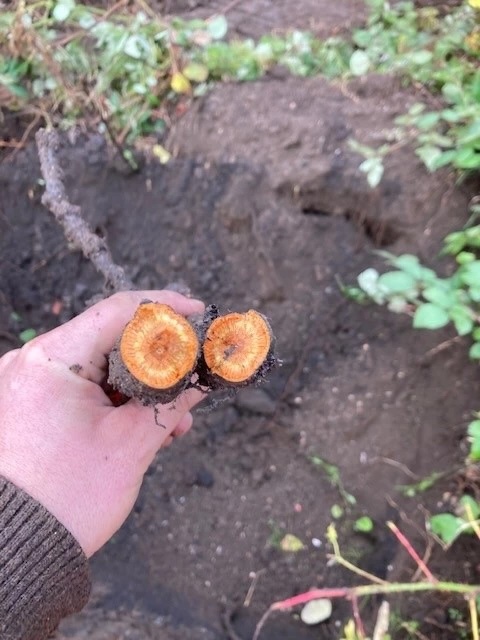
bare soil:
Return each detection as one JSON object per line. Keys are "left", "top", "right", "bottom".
{"left": 1, "top": 1, "right": 480, "bottom": 638}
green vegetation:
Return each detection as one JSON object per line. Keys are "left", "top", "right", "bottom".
{"left": 2, "top": 0, "right": 478, "bottom": 167}
{"left": 430, "top": 494, "right": 480, "bottom": 546}
{"left": 345, "top": 216, "right": 480, "bottom": 360}
{"left": 310, "top": 455, "right": 357, "bottom": 507}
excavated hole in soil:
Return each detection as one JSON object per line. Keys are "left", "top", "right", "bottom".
{"left": 301, "top": 206, "right": 400, "bottom": 248}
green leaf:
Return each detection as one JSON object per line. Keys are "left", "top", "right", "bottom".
{"left": 5, "top": 84, "right": 28, "bottom": 99}
{"left": 407, "top": 50, "right": 433, "bottom": 65}
{"left": 449, "top": 305, "right": 474, "bottom": 336}
{"left": 456, "top": 251, "right": 476, "bottom": 265}
{"left": 183, "top": 62, "right": 209, "bottom": 82}
{"left": 207, "top": 15, "right": 228, "bottom": 40}
{"left": 416, "top": 145, "right": 442, "bottom": 172}
{"left": 441, "top": 83, "right": 464, "bottom": 104}
{"left": 349, "top": 50, "right": 370, "bottom": 76}
{"left": 458, "top": 120, "right": 480, "bottom": 147}
{"left": 377, "top": 270, "right": 417, "bottom": 294}
{"left": 468, "top": 420, "right": 480, "bottom": 460}
{"left": 413, "top": 303, "right": 450, "bottom": 329}
{"left": 454, "top": 147, "right": 480, "bottom": 170}
{"left": 460, "top": 261, "right": 480, "bottom": 286}
{"left": 422, "top": 286, "right": 455, "bottom": 309}
{"left": 52, "top": 0, "right": 75, "bottom": 21}
{"left": 429, "top": 513, "right": 464, "bottom": 545}
{"left": 467, "top": 419, "right": 480, "bottom": 438}
{"left": 414, "top": 112, "right": 440, "bottom": 130}
{"left": 353, "top": 516, "right": 374, "bottom": 533}
{"left": 280, "top": 533, "right": 305, "bottom": 552}
{"left": 331, "top": 504, "right": 344, "bottom": 519}
{"left": 19, "top": 328, "right": 36, "bottom": 343}
{"left": 458, "top": 495, "right": 480, "bottom": 520}
{"left": 469, "top": 343, "right": 480, "bottom": 359}
{"left": 357, "top": 268, "right": 380, "bottom": 297}
{"left": 124, "top": 35, "right": 147, "bottom": 59}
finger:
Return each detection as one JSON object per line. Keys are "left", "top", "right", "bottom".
{"left": 39, "top": 290, "right": 205, "bottom": 383}
{"left": 0, "top": 349, "right": 20, "bottom": 374}
{"left": 172, "top": 411, "right": 193, "bottom": 438}
{"left": 105, "top": 388, "right": 204, "bottom": 457}
{"left": 160, "top": 436, "right": 174, "bottom": 449}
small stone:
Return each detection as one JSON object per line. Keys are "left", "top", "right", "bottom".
{"left": 300, "top": 599, "right": 333, "bottom": 625}
{"left": 194, "top": 468, "right": 215, "bottom": 488}
{"left": 235, "top": 388, "right": 276, "bottom": 415}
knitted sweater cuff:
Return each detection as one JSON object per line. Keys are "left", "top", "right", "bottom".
{"left": 0, "top": 476, "right": 91, "bottom": 640}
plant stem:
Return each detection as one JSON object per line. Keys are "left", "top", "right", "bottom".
{"left": 470, "top": 596, "right": 479, "bottom": 640}
{"left": 252, "top": 582, "right": 480, "bottom": 640}
{"left": 387, "top": 521, "right": 437, "bottom": 583}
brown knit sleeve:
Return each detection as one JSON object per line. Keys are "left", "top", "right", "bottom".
{"left": 0, "top": 476, "right": 91, "bottom": 640}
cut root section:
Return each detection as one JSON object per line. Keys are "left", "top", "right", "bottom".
{"left": 120, "top": 303, "right": 199, "bottom": 389}
{"left": 108, "top": 304, "right": 276, "bottom": 406}
{"left": 202, "top": 310, "right": 274, "bottom": 385}
{"left": 108, "top": 302, "right": 200, "bottom": 406}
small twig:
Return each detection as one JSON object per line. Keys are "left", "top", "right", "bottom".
{"left": 372, "top": 600, "right": 390, "bottom": 640}
{"left": 469, "top": 595, "right": 479, "bottom": 640}
{"left": 371, "top": 456, "right": 419, "bottom": 480}
{"left": 419, "top": 336, "right": 463, "bottom": 364}
{"left": 252, "top": 582, "right": 480, "bottom": 640}
{"left": 35, "top": 128, "right": 133, "bottom": 293}
{"left": 387, "top": 521, "right": 437, "bottom": 583}
{"left": 464, "top": 502, "right": 480, "bottom": 541}
{"left": 244, "top": 570, "right": 265, "bottom": 607}
{"left": 222, "top": 604, "right": 246, "bottom": 640}
{"left": 351, "top": 595, "right": 366, "bottom": 639}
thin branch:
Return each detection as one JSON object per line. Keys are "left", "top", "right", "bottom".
{"left": 469, "top": 595, "right": 479, "bottom": 640}
{"left": 35, "top": 128, "right": 133, "bottom": 293}
{"left": 252, "top": 582, "right": 480, "bottom": 640}
{"left": 372, "top": 601, "right": 390, "bottom": 640}
{"left": 387, "top": 521, "right": 437, "bottom": 583}
{"left": 351, "top": 594, "right": 366, "bottom": 640}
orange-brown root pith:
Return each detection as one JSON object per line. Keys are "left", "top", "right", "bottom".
{"left": 108, "top": 302, "right": 200, "bottom": 406}
{"left": 196, "top": 308, "right": 277, "bottom": 390}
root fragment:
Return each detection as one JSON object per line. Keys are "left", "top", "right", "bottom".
{"left": 202, "top": 310, "right": 275, "bottom": 387}
{"left": 108, "top": 302, "right": 200, "bottom": 405}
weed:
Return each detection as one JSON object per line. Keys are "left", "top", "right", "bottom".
{"left": 310, "top": 455, "right": 357, "bottom": 507}
{"left": 346, "top": 0, "right": 480, "bottom": 181}
{"left": 346, "top": 213, "right": 480, "bottom": 359}
{"left": 396, "top": 471, "right": 445, "bottom": 498}
{"left": 1, "top": 0, "right": 478, "bottom": 176}
{"left": 253, "top": 521, "right": 480, "bottom": 640}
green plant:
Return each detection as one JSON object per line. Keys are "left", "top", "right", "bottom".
{"left": 345, "top": 217, "right": 480, "bottom": 358}
{"left": 253, "top": 521, "right": 480, "bottom": 640}
{"left": 430, "top": 494, "right": 480, "bottom": 547}
{"left": 396, "top": 471, "right": 445, "bottom": 497}
{"left": 348, "top": 0, "right": 480, "bottom": 179}
{"left": 310, "top": 455, "right": 357, "bottom": 507}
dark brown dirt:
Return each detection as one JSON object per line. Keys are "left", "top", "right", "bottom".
{"left": 1, "top": 1, "right": 480, "bottom": 639}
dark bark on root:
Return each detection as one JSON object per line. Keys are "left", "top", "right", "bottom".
{"left": 35, "top": 128, "right": 133, "bottom": 294}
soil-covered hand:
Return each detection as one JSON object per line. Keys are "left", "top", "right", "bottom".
{"left": 0, "top": 290, "right": 205, "bottom": 557}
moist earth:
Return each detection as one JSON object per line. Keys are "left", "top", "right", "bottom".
{"left": 1, "top": 1, "right": 480, "bottom": 639}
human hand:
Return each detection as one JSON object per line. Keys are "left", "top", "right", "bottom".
{"left": 0, "top": 290, "right": 205, "bottom": 557}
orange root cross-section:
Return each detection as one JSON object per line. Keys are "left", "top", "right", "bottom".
{"left": 120, "top": 303, "right": 199, "bottom": 390}
{"left": 203, "top": 310, "right": 272, "bottom": 383}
